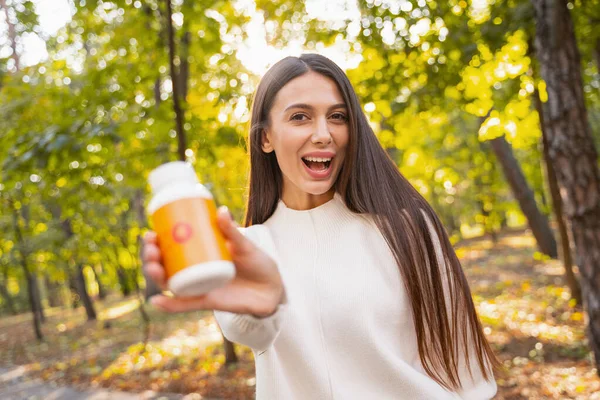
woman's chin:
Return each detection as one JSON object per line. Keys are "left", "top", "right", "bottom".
{"left": 301, "top": 181, "right": 335, "bottom": 196}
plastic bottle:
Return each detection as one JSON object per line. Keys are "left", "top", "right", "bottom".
{"left": 147, "top": 161, "right": 235, "bottom": 296}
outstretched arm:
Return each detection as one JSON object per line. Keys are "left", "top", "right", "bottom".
{"left": 213, "top": 224, "right": 289, "bottom": 353}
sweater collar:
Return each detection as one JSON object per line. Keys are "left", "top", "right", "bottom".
{"left": 267, "top": 192, "right": 355, "bottom": 228}
{"left": 276, "top": 192, "right": 343, "bottom": 214}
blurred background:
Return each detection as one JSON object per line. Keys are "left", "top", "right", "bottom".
{"left": 1, "top": 0, "right": 599, "bottom": 399}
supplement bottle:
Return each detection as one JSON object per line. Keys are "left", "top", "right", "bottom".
{"left": 147, "top": 161, "right": 235, "bottom": 296}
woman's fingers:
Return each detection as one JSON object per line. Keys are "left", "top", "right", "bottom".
{"left": 142, "top": 232, "right": 161, "bottom": 264}
{"left": 143, "top": 231, "right": 158, "bottom": 245}
{"left": 142, "top": 232, "right": 166, "bottom": 289}
{"left": 141, "top": 231, "right": 165, "bottom": 296}
{"left": 216, "top": 207, "right": 254, "bottom": 255}
{"left": 144, "top": 261, "right": 168, "bottom": 290}
{"left": 142, "top": 242, "right": 161, "bottom": 263}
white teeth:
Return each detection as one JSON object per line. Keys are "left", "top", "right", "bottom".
{"left": 303, "top": 156, "right": 332, "bottom": 162}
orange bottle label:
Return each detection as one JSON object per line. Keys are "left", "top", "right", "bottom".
{"left": 151, "top": 197, "right": 232, "bottom": 279}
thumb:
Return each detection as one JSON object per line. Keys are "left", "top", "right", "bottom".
{"left": 216, "top": 206, "right": 253, "bottom": 254}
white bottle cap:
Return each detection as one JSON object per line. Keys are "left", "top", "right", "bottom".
{"left": 148, "top": 161, "right": 199, "bottom": 193}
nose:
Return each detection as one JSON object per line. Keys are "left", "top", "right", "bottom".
{"left": 311, "top": 117, "right": 332, "bottom": 145}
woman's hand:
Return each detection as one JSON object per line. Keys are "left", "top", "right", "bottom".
{"left": 143, "top": 207, "right": 284, "bottom": 318}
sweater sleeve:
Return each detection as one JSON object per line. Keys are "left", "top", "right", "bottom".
{"left": 213, "top": 224, "right": 288, "bottom": 353}
{"left": 421, "top": 210, "right": 498, "bottom": 400}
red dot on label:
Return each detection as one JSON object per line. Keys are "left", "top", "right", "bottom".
{"left": 172, "top": 223, "right": 193, "bottom": 243}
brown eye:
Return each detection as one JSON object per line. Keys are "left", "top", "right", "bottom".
{"left": 330, "top": 112, "right": 347, "bottom": 121}
{"left": 290, "top": 113, "right": 309, "bottom": 121}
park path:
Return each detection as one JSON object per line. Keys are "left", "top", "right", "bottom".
{"left": 0, "top": 366, "right": 216, "bottom": 400}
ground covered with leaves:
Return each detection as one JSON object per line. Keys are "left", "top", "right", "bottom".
{"left": 1, "top": 229, "right": 598, "bottom": 399}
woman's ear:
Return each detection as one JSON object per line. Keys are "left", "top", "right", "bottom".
{"left": 261, "top": 129, "right": 274, "bottom": 153}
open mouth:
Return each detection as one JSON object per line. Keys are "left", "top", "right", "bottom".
{"left": 301, "top": 156, "right": 333, "bottom": 172}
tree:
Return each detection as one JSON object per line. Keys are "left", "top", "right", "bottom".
{"left": 6, "top": 197, "right": 44, "bottom": 340}
{"left": 488, "top": 133, "right": 557, "bottom": 256}
{"left": 531, "top": 0, "right": 600, "bottom": 371}
{"left": 165, "top": 0, "right": 187, "bottom": 161}
{"left": 534, "top": 90, "right": 582, "bottom": 305}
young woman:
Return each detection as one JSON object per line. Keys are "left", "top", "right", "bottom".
{"left": 143, "top": 54, "right": 501, "bottom": 399}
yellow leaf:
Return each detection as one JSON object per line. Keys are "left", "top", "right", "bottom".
{"left": 444, "top": 86, "right": 461, "bottom": 100}
{"left": 571, "top": 312, "right": 583, "bottom": 321}
{"left": 34, "top": 223, "right": 47, "bottom": 234}
{"left": 538, "top": 81, "right": 548, "bottom": 102}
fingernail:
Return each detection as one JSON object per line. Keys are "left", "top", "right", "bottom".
{"left": 218, "top": 206, "right": 233, "bottom": 220}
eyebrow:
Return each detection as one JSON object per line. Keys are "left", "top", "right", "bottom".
{"left": 284, "top": 103, "right": 347, "bottom": 112}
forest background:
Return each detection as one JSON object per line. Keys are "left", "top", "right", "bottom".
{"left": 1, "top": 0, "right": 600, "bottom": 399}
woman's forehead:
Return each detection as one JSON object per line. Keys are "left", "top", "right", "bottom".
{"left": 273, "top": 72, "right": 345, "bottom": 110}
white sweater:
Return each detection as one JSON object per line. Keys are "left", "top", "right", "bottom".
{"left": 214, "top": 193, "right": 497, "bottom": 399}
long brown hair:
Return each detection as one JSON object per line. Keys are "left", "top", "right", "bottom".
{"left": 244, "top": 54, "right": 501, "bottom": 391}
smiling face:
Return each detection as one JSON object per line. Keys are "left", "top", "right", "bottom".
{"left": 261, "top": 71, "right": 349, "bottom": 209}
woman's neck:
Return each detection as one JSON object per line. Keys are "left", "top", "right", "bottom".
{"left": 280, "top": 188, "right": 336, "bottom": 211}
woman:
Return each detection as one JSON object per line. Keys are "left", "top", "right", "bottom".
{"left": 143, "top": 54, "right": 501, "bottom": 399}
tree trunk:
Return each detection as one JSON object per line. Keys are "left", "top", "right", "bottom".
{"left": 154, "top": 76, "right": 162, "bottom": 107}
{"left": 535, "top": 90, "right": 583, "bottom": 306}
{"left": 69, "top": 274, "right": 81, "bottom": 309}
{"left": 489, "top": 134, "right": 558, "bottom": 258}
{"left": 117, "top": 266, "right": 131, "bottom": 297}
{"left": 26, "top": 275, "right": 43, "bottom": 340}
{"left": 133, "top": 270, "right": 150, "bottom": 325}
{"left": 538, "top": 183, "right": 549, "bottom": 213}
{"left": 532, "top": 0, "right": 600, "bottom": 371}
{"left": 31, "top": 274, "right": 46, "bottom": 323}
{"left": 131, "top": 263, "right": 150, "bottom": 333}
{"left": 11, "top": 201, "right": 47, "bottom": 323}
{"left": 9, "top": 199, "right": 43, "bottom": 340}
{"left": 92, "top": 264, "right": 108, "bottom": 300}
{"left": 115, "top": 208, "right": 136, "bottom": 299}
{"left": 500, "top": 212, "right": 508, "bottom": 229}
{"left": 46, "top": 276, "right": 63, "bottom": 308}
{"left": 0, "top": 0, "right": 20, "bottom": 71}
{"left": 75, "top": 264, "right": 97, "bottom": 321}
{"left": 179, "top": 31, "right": 190, "bottom": 101}
{"left": 124, "top": 191, "right": 152, "bottom": 341}
{"left": 165, "top": 0, "right": 187, "bottom": 161}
